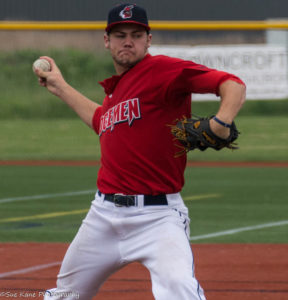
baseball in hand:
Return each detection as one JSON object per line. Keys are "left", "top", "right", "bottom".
{"left": 32, "top": 58, "right": 51, "bottom": 73}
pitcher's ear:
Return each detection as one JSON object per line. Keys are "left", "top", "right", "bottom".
{"left": 104, "top": 33, "right": 110, "bottom": 49}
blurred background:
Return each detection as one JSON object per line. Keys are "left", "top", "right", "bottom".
{"left": 0, "top": 0, "right": 287, "bottom": 161}
{"left": 1, "top": 0, "right": 288, "bottom": 50}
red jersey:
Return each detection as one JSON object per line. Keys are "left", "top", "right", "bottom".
{"left": 92, "top": 54, "right": 243, "bottom": 195}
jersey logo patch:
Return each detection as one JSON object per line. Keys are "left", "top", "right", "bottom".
{"left": 119, "top": 5, "right": 134, "bottom": 19}
{"left": 99, "top": 98, "right": 141, "bottom": 136}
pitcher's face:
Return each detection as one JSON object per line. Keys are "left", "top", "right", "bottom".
{"left": 104, "top": 24, "right": 152, "bottom": 74}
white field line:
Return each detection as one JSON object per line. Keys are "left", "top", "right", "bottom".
{"left": 190, "top": 220, "right": 288, "bottom": 241}
{"left": 0, "top": 189, "right": 96, "bottom": 204}
{"left": 1, "top": 194, "right": 217, "bottom": 222}
{"left": 0, "top": 261, "right": 62, "bottom": 278}
{"left": 0, "top": 191, "right": 216, "bottom": 204}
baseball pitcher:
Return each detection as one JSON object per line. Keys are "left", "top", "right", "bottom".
{"left": 34, "top": 3, "right": 246, "bottom": 300}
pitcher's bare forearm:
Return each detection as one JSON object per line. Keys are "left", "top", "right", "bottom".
{"left": 55, "top": 83, "right": 100, "bottom": 128}
{"left": 210, "top": 80, "right": 246, "bottom": 139}
{"left": 216, "top": 80, "right": 246, "bottom": 123}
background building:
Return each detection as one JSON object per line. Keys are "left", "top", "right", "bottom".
{"left": 1, "top": 0, "right": 288, "bottom": 50}
{"left": 1, "top": 0, "right": 287, "bottom": 21}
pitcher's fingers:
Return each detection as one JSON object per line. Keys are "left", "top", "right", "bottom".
{"left": 40, "top": 56, "right": 58, "bottom": 72}
{"left": 34, "top": 67, "right": 49, "bottom": 79}
{"left": 38, "top": 77, "right": 47, "bottom": 87}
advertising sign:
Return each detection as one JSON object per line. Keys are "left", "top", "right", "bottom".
{"left": 150, "top": 45, "right": 288, "bottom": 100}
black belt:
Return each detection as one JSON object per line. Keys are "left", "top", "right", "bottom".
{"left": 98, "top": 191, "right": 168, "bottom": 207}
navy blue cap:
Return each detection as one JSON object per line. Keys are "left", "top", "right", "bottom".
{"left": 106, "top": 3, "right": 150, "bottom": 33}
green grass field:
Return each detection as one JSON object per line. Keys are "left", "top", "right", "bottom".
{"left": 0, "top": 165, "right": 287, "bottom": 243}
{"left": 0, "top": 115, "right": 287, "bottom": 161}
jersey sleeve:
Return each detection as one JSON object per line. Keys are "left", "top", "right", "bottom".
{"left": 165, "top": 59, "right": 245, "bottom": 97}
{"left": 175, "top": 66, "right": 245, "bottom": 96}
{"left": 92, "top": 106, "right": 103, "bottom": 135}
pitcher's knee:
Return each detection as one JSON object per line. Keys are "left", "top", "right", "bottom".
{"left": 162, "top": 271, "right": 192, "bottom": 290}
{"left": 154, "top": 274, "right": 205, "bottom": 300}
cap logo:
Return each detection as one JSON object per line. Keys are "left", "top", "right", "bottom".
{"left": 119, "top": 5, "right": 134, "bottom": 19}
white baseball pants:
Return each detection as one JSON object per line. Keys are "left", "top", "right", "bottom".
{"left": 44, "top": 192, "right": 206, "bottom": 300}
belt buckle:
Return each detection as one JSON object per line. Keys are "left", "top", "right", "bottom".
{"left": 114, "top": 194, "right": 135, "bottom": 207}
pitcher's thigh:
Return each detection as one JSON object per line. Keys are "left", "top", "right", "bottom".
{"left": 45, "top": 221, "right": 122, "bottom": 299}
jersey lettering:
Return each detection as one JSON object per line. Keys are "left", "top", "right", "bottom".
{"left": 99, "top": 98, "right": 141, "bottom": 136}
